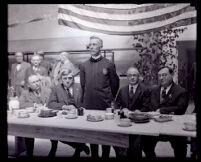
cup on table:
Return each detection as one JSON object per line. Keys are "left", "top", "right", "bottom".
{"left": 105, "top": 112, "right": 114, "bottom": 120}
{"left": 77, "top": 107, "right": 85, "bottom": 116}
{"left": 118, "top": 118, "right": 131, "bottom": 126}
{"left": 106, "top": 107, "right": 114, "bottom": 113}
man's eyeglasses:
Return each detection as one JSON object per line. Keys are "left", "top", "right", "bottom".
{"left": 127, "top": 74, "right": 138, "bottom": 78}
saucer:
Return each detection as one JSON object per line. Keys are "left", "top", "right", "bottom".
{"left": 38, "top": 113, "right": 56, "bottom": 118}
{"left": 132, "top": 119, "right": 150, "bottom": 123}
{"left": 65, "top": 115, "right": 78, "bottom": 119}
{"left": 182, "top": 127, "right": 196, "bottom": 132}
{"left": 118, "top": 123, "right": 132, "bottom": 127}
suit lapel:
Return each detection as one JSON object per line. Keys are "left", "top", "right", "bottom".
{"left": 59, "top": 84, "right": 69, "bottom": 105}
{"left": 73, "top": 84, "right": 79, "bottom": 107}
{"left": 152, "top": 86, "right": 160, "bottom": 108}
{"left": 124, "top": 85, "right": 129, "bottom": 108}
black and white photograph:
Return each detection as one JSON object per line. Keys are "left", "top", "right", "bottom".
{"left": 4, "top": 2, "right": 199, "bottom": 160}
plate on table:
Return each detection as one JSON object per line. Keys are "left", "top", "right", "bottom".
{"left": 65, "top": 115, "right": 78, "bottom": 119}
{"left": 153, "top": 115, "right": 173, "bottom": 122}
{"left": 182, "top": 127, "right": 196, "bottom": 132}
{"left": 38, "top": 113, "right": 56, "bottom": 118}
{"left": 129, "top": 113, "right": 150, "bottom": 123}
{"left": 87, "top": 114, "right": 104, "bottom": 122}
{"left": 132, "top": 118, "right": 150, "bottom": 123}
{"left": 118, "top": 123, "right": 132, "bottom": 127}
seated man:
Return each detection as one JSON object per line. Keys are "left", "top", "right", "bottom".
{"left": 142, "top": 66, "right": 189, "bottom": 159}
{"left": 47, "top": 68, "right": 89, "bottom": 158}
{"left": 19, "top": 74, "right": 51, "bottom": 157}
{"left": 114, "top": 67, "right": 150, "bottom": 159}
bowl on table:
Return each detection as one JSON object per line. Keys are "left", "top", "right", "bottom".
{"left": 38, "top": 108, "right": 57, "bottom": 118}
{"left": 118, "top": 118, "right": 132, "bottom": 127}
{"left": 129, "top": 112, "right": 150, "bottom": 123}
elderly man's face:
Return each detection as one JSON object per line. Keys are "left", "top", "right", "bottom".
{"left": 158, "top": 68, "right": 173, "bottom": 87}
{"left": 28, "top": 76, "right": 41, "bottom": 91}
{"left": 61, "top": 73, "right": 74, "bottom": 88}
{"left": 88, "top": 38, "right": 102, "bottom": 57}
{"left": 31, "top": 56, "right": 41, "bottom": 67}
{"left": 127, "top": 68, "right": 140, "bottom": 85}
{"left": 15, "top": 53, "right": 23, "bottom": 63}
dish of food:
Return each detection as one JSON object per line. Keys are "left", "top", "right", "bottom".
{"left": 18, "top": 112, "right": 30, "bottom": 118}
{"left": 87, "top": 114, "right": 104, "bottom": 122}
{"left": 129, "top": 113, "right": 150, "bottom": 123}
{"left": 154, "top": 115, "right": 173, "bottom": 122}
{"left": 38, "top": 109, "right": 57, "bottom": 118}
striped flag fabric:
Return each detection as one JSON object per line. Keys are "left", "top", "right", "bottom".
{"left": 58, "top": 4, "right": 196, "bottom": 35}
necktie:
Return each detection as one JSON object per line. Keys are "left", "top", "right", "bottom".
{"left": 66, "top": 88, "right": 72, "bottom": 98}
{"left": 129, "top": 86, "right": 134, "bottom": 99}
{"left": 161, "top": 87, "right": 167, "bottom": 99}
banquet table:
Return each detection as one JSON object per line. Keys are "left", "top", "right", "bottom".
{"left": 7, "top": 110, "right": 196, "bottom": 156}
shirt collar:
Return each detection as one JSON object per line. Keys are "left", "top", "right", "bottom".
{"left": 90, "top": 55, "right": 102, "bottom": 62}
{"left": 129, "top": 84, "right": 138, "bottom": 91}
{"left": 161, "top": 83, "right": 173, "bottom": 93}
{"left": 62, "top": 84, "right": 73, "bottom": 94}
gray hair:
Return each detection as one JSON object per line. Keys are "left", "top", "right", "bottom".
{"left": 90, "top": 36, "right": 103, "bottom": 48}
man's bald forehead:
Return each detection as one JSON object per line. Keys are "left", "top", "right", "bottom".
{"left": 15, "top": 52, "right": 23, "bottom": 56}
{"left": 31, "top": 54, "right": 41, "bottom": 60}
{"left": 127, "top": 67, "right": 139, "bottom": 75}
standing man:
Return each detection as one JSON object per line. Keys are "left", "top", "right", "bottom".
{"left": 114, "top": 67, "right": 150, "bottom": 158}
{"left": 142, "top": 66, "right": 189, "bottom": 159}
{"left": 48, "top": 69, "right": 89, "bottom": 158}
{"left": 24, "top": 54, "right": 48, "bottom": 87}
{"left": 10, "top": 52, "right": 31, "bottom": 97}
{"left": 80, "top": 36, "right": 119, "bottom": 158}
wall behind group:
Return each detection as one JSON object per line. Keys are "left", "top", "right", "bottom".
{"left": 8, "top": 4, "right": 197, "bottom": 77}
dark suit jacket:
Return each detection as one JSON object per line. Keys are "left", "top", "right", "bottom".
{"left": 116, "top": 83, "right": 150, "bottom": 112}
{"left": 10, "top": 61, "right": 31, "bottom": 86}
{"left": 80, "top": 57, "right": 119, "bottom": 110}
{"left": 19, "top": 86, "right": 51, "bottom": 109}
{"left": 150, "top": 82, "right": 189, "bottom": 115}
{"left": 48, "top": 83, "right": 82, "bottom": 110}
